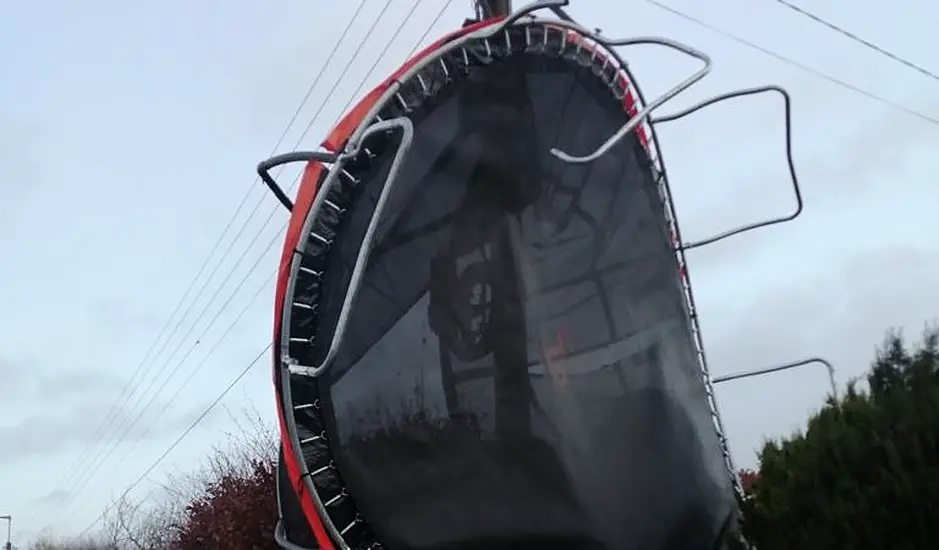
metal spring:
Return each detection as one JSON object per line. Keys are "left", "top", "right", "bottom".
{"left": 310, "top": 231, "right": 331, "bottom": 245}
{"left": 340, "top": 516, "right": 361, "bottom": 536}
{"left": 323, "top": 490, "right": 348, "bottom": 508}
{"left": 324, "top": 199, "right": 344, "bottom": 213}
{"left": 300, "top": 431, "right": 327, "bottom": 445}
{"left": 341, "top": 168, "right": 359, "bottom": 185}
{"left": 309, "top": 461, "right": 335, "bottom": 477}
{"left": 416, "top": 74, "right": 429, "bottom": 95}
{"left": 395, "top": 93, "right": 409, "bottom": 111}
{"left": 299, "top": 266, "right": 322, "bottom": 278}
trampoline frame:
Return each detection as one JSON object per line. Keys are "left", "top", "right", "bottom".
{"left": 263, "top": 1, "right": 805, "bottom": 548}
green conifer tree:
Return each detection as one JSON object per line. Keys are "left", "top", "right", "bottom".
{"left": 740, "top": 328, "right": 939, "bottom": 550}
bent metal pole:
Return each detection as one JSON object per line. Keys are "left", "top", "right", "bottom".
{"left": 712, "top": 357, "right": 837, "bottom": 398}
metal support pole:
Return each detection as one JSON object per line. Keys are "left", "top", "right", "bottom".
{"left": 0, "top": 515, "right": 11, "bottom": 550}
{"left": 477, "top": 0, "right": 512, "bottom": 18}
{"left": 713, "top": 357, "right": 837, "bottom": 398}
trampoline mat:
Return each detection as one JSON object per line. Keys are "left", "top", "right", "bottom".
{"left": 309, "top": 51, "right": 734, "bottom": 550}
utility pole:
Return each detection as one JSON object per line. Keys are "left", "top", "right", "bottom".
{"left": 0, "top": 515, "right": 10, "bottom": 550}
{"left": 476, "top": 0, "right": 512, "bottom": 18}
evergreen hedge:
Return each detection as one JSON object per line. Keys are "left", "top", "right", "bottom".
{"left": 740, "top": 329, "right": 939, "bottom": 549}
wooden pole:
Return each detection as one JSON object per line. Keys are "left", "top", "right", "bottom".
{"left": 477, "top": 0, "right": 512, "bottom": 18}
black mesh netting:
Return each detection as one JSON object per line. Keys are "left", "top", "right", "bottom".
{"left": 307, "top": 49, "right": 735, "bottom": 550}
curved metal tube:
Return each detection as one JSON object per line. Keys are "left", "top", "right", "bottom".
{"left": 274, "top": 519, "right": 318, "bottom": 550}
{"left": 490, "top": 0, "right": 570, "bottom": 30}
{"left": 652, "top": 85, "right": 804, "bottom": 250}
{"left": 550, "top": 36, "right": 713, "bottom": 164}
{"left": 275, "top": 118, "right": 414, "bottom": 548}
{"left": 289, "top": 116, "right": 415, "bottom": 378}
{"left": 257, "top": 151, "right": 339, "bottom": 211}
{"left": 713, "top": 357, "right": 837, "bottom": 398}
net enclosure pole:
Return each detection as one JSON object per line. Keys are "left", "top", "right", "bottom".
{"left": 713, "top": 358, "right": 837, "bottom": 398}
{"left": 476, "top": 0, "right": 512, "bottom": 18}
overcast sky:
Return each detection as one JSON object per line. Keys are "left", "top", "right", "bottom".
{"left": 1, "top": 0, "right": 937, "bottom": 544}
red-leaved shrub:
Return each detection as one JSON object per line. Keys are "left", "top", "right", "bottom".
{"left": 170, "top": 456, "right": 278, "bottom": 550}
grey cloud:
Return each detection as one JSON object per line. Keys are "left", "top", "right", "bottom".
{"left": 0, "top": 114, "right": 42, "bottom": 194}
{"left": 0, "top": 356, "right": 31, "bottom": 401}
{"left": 0, "top": 376, "right": 224, "bottom": 465}
{"left": 706, "top": 243, "right": 938, "bottom": 374}
{"left": 44, "top": 369, "right": 128, "bottom": 400}
{"left": 699, "top": 244, "right": 939, "bottom": 465}
{"left": 232, "top": 1, "right": 463, "bottom": 152}
{"left": 0, "top": 363, "right": 127, "bottom": 406}
{"left": 664, "top": 92, "right": 939, "bottom": 274}
{"left": 30, "top": 488, "right": 70, "bottom": 507}
{"left": 88, "top": 298, "right": 163, "bottom": 336}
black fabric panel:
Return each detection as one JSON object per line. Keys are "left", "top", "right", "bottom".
{"left": 285, "top": 155, "right": 384, "bottom": 547}
{"left": 277, "top": 445, "right": 319, "bottom": 548}
{"left": 304, "top": 30, "right": 735, "bottom": 550}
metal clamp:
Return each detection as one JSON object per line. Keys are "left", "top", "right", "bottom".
{"left": 653, "top": 86, "right": 803, "bottom": 250}
{"left": 286, "top": 116, "right": 415, "bottom": 378}
{"left": 550, "top": 36, "right": 713, "bottom": 164}
{"left": 257, "top": 151, "right": 340, "bottom": 212}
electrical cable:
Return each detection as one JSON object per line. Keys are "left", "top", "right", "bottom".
{"left": 68, "top": 0, "right": 934, "bottom": 538}
{"left": 640, "top": 0, "right": 939, "bottom": 127}
{"left": 772, "top": 0, "right": 939, "bottom": 84}
{"left": 46, "top": 0, "right": 371, "bottom": 506}
{"left": 66, "top": 0, "right": 399, "bottom": 499}
{"left": 74, "top": 343, "right": 273, "bottom": 539}
{"left": 37, "top": 0, "right": 372, "bottom": 526}
{"left": 52, "top": 0, "right": 453, "bottom": 533}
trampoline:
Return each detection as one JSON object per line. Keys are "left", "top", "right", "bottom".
{"left": 261, "top": 3, "right": 803, "bottom": 549}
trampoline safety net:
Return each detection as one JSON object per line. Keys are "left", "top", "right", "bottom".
{"left": 276, "top": 23, "right": 738, "bottom": 550}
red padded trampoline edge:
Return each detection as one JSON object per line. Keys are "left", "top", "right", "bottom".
{"left": 272, "top": 15, "right": 659, "bottom": 548}
{"left": 271, "top": 18, "right": 504, "bottom": 550}
{"left": 273, "top": 159, "right": 335, "bottom": 550}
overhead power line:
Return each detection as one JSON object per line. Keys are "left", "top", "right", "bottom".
{"left": 75, "top": 343, "right": 273, "bottom": 539}
{"left": 37, "top": 0, "right": 372, "bottom": 527}
{"left": 64, "top": 0, "right": 935, "bottom": 537}
{"left": 772, "top": 0, "right": 939, "bottom": 84}
{"left": 68, "top": 0, "right": 429, "bottom": 510}
{"left": 639, "top": 0, "right": 939, "bottom": 128}
{"left": 58, "top": 0, "right": 458, "bottom": 534}
{"left": 295, "top": 0, "right": 455, "bottom": 146}
{"left": 53, "top": 0, "right": 393, "bottom": 519}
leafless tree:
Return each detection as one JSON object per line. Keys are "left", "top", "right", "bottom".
{"left": 29, "top": 535, "right": 116, "bottom": 550}
{"left": 54, "top": 405, "right": 279, "bottom": 550}
{"left": 100, "top": 493, "right": 174, "bottom": 550}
